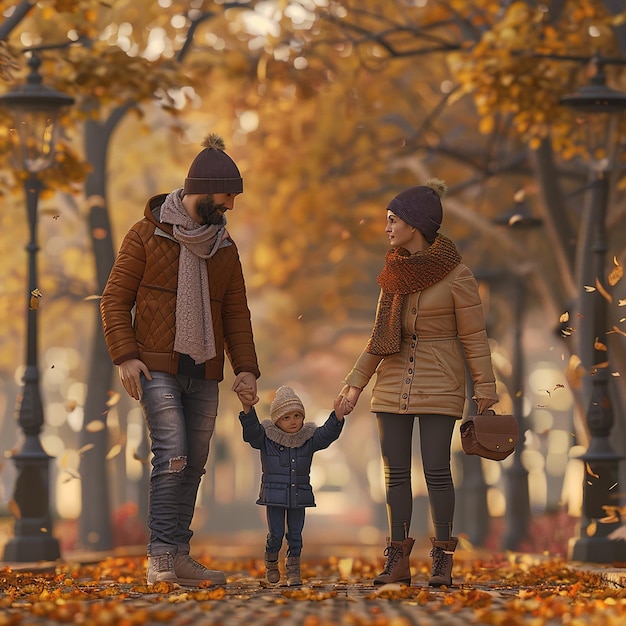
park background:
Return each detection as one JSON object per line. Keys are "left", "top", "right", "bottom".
{"left": 0, "top": 0, "right": 625, "bottom": 561}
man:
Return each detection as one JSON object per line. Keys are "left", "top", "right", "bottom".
{"left": 101, "top": 134, "right": 260, "bottom": 586}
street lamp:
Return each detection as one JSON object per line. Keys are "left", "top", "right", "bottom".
{"left": 0, "top": 52, "right": 74, "bottom": 562}
{"left": 559, "top": 58, "right": 626, "bottom": 563}
{"left": 493, "top": 196, "right": 542, "bottom": 551}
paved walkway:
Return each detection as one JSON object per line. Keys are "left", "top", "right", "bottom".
{"left": 2, "top": 539, "right": 626, "bottom": 624}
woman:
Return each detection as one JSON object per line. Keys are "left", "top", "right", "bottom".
{"left": 338, "top": 179, "right": 498, "bottom": 587}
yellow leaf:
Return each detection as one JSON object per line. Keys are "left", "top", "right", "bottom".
{"left": 86, "top": 421, "right": 105, "bottom": 433}
{"left": 106, "top": 444, "right": 123, "bottom": 461}
{"left": 608, "top": 258, "right": 623, "bottom": 286}
{"left": 594, "top": 337, "right": 608, "bottom": 352}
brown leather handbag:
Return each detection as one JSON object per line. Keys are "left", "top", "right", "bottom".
{"left": 460, "top": 411, "right": 519, "bottom": 461}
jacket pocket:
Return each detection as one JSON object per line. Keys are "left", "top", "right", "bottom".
{"left": 260, "top": 482, "right": 288, "bottom": 506}
{"left": 296, "top": 484, "right": 315, "bottom": 507}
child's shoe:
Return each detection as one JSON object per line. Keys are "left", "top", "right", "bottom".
{"left": 265, "top": 551, "right": 280, "bottom": 584}
{"left": 286, "top": 556, "right": 302, "bottom": 586}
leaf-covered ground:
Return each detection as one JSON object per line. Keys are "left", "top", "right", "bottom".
{"left": 1, "top": 552, "right": 625, "bottom": 625}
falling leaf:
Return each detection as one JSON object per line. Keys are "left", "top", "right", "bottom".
{"left": 86, "top": 420, "right": 106, "bottom": 432}
{"left": 618, "top": 299, "right": 626, "bottom": 307}
{"left": 594, "top": 337, "right": 608, "bottom": 352}
{"left": 586, "top": 521, "right": 597, "bottom": 537}
{"left": 608, "top": 257, "right": 623, "bottom": 286}
{"left": 83, "top": 295, "right": 102, "bottom": 301}
{"left": 106, "top": 444, "right": 123, "bottom": 461}
{"left": 612, "top": 325, "right": 626, "bottom": 338}
{"left": 566, "top": 355, "right": 585, "bottom": 389}
{"left": 77, "top": 443, "right": 95, "bottom": 455}
{"left": 29, "top": 288, "right": 43, "bottom": 310}
{"left": 584, "top": 285, "right": 596, "bottom": 292}
{"left": 595, "top": 278, "right": 613, "bottom": 303}
{"left": 554, "top": 384, "right": 565, "bottom": 390}
{"left": 106, "top": 391, "right": 121, "bottom": 407}
{"left": 559, "top": 312, "right": 569, "bottom": 323}
{"left": 585, "top": 463, "right": 599, "bottom": 479}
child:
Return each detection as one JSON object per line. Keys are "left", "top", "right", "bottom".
{"left": 238, "top": 385, "right": 351, "bottom": 586}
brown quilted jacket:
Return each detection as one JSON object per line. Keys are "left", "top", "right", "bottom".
{"left": 100, "top": 194, "right": 260, "bottom": 381}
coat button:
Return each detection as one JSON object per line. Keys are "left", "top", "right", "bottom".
{"left": 408, "top": 369, "right": 412, "bottom": 374}
{"left": 402, "top": 393, "right": 408, "bottom": 399}
{"left": 402, "top": 404, "right": 407, "bottom": 410}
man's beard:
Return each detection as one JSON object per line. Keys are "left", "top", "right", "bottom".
{"left": 196, "top": 195, "right": 226, "bottom": 226}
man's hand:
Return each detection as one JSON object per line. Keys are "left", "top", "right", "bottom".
{"left": 118, "top": 359, "right": 151, "bottom": 401}
{"left": 232, "top": 372, "right": 257, "bottom": 396}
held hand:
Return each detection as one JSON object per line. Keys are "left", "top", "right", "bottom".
{"left": 476, "top": 397, "right": 498, "bottom": 414}
{"left": 237, "top": 387, "right": 259, "bottom": 413}
{"left": 339, "top": 385, "right": 362, "bottom": 412}
{"left": 118, "top": 359, "right": 151, "bottom": 401}
{"left": 232, "top": 372, "right": 257, "bottom": 397}
{"left": 333, "top": 395, "right": 353, "bottom": 421}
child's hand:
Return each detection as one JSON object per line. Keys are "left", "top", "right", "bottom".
{"left": 333, "top": 395, "right": 353, "bottom": 421}
{"left": 237, "top": 388, "right": 259, "bottom": 414}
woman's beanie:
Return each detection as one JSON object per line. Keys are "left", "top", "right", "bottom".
{"left": 183, "top": 133, "right": 243, "bottom": 195}
{"left": 270, "top": 386, "right": 305, "bottom": 423}
{"left": 386, "top": 178, "right": 447, "bottom": 244}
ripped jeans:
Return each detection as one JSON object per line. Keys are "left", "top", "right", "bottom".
{"left": 140, "top": 372, "right": 218, "bottom": 557}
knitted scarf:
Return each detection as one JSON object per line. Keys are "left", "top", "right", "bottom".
{"left": 261, "top": 419, "right": 317, "bottom": 448}
{"left": 366, "top": 234, "right": 462, "bottom": 356}
{"left": 160, "top": 188, "right": 228, "bottom": 364}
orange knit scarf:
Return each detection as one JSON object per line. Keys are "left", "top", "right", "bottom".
{"left": 366, "top": 235, "right": 462, "bottom": 356}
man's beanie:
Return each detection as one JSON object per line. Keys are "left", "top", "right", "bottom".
{"left": 270, "top": 386, "right": 305, "bottom": 423}
{"left": 183, "top": 133, "right": 243, "bottom": 195}
{"left": 386, "top": 178, "right": 447, "bottom": 244}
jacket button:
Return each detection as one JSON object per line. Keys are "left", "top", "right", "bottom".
{"left": 406, "top": 379, "right": 411, "bottom": 384}
{"left": 291, "top": 458, "right": 295, "bottom": 462}
{"left": 408, "top": 369, "right": 412, "bottom": 374}
{"left": 291, "top": 484, "right": 295, "bottom": 487}
{"left": 402, "top": 404, "right": 407, "bottom": 410}
{"left": 402, "top": 393, "right": 408, "bottom": 399}
{"left": 412, "top": 308, "right": 416, "bottom": 314}
{"left": 409, "top": 357, "right": 413, "bottom": 362}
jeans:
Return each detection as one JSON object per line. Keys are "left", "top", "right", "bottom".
{"left": 140, "top": 372, "right": 218, "bottom": 556}
{"left": 265, "top": 506, "right": 306, "bottom": 557}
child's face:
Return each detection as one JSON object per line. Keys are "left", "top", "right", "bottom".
{"left": 275, "top": 410, "right": 305, "bottom": 434}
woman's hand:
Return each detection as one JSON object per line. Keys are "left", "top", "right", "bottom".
{"left": 336, "top": 385, "right": 362, "bottom": 416}
{"left": 475, "top": 397, "right": 498, "bottom": 414}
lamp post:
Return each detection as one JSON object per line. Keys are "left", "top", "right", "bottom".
{"left": 559, "top": 59, "right": 626, "bottom": 563}
{"left": 0, "top": 53, "right": 74, "bottom": 562}
{"left": 493, "top": 198, "right": 542, "bottom": 551}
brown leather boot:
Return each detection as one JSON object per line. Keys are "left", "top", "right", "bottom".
{"left": 373, "top": 536, "right": 415, "bottom": 585}
{"left": 264, "top": 551, "right": 280, "bottom": 584}
{"left": 286, "top": 556, "right": 302, "bottom": 586}
{"left": 429, "top": 537, "right": 458, "bottom": 587}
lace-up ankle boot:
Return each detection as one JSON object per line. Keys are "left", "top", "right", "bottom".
{"left": 286, "top": 556, "right": 302, "bottom": 586}
{"left": 264, "top": 551, "right": 280, "bottom": 584}
{"left": 429, "top": 537, "right": 458, "bottom": 587}
{"left": 173, "top": 554, "right": 226, "bottom": 586}
{"left": 147, "top": 553, "right": 177, "bottom": 585}
{"left": 373, "top": 536, "right": 415, "bottom": 585}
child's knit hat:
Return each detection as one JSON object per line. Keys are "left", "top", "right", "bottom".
{"left": 270, "top": 386, "right": 305, "bottom": 423}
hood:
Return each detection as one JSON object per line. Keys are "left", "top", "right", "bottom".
{"left": 144, "top": 194, "right": 173, "bottom": 235}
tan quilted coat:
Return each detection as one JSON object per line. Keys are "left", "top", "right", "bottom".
{"left": 345, "top": 263, "right": 497, "bottom": 417}
{"left": 100, "top": 194, "right": 260, "bottom": 381}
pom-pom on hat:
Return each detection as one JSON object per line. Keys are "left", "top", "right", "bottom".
{"left": 184, "top": 133, "right": 243, "bottom": 195}
{"left": 270, "top": 386, "right": 305, "bottom": 423}
{"left": 386, "top": 178, "right": 447, "bottom": 244}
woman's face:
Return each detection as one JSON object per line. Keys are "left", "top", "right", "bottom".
{"left": 386, "top": 210, "right": 417, "bottom": 249}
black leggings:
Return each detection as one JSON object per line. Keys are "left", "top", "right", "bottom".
{"left": 376, "top": 412, "right": 456, "bottom": 542}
